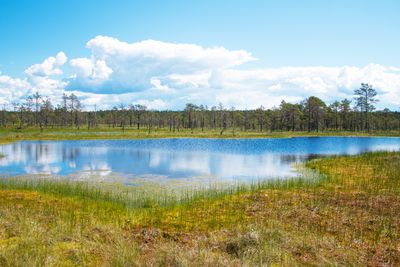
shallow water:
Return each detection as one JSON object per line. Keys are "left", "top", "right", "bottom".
{"left": 0, "top": 137, "right": 399, "bottom": 181}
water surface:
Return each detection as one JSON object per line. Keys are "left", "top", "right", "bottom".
{"left": 0, "top": 137, "right": 399, "bottom": 181}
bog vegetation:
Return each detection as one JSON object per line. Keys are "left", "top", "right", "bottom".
{"left": 2, "top": 83, "right": 399, "bottom": 133}
{"left": 0, "top": 152, "right": 399, "bottom": 266}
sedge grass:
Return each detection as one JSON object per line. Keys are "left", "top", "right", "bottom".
{"left": 0, "top": 168, "right": 324, "bottom": 210}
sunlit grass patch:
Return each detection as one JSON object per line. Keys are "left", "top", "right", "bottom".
{"left": 306, "top": 151, "right": 400, "bottom": 193}
{"left": 1, "top": 126, "right": 399, "bottom": 145}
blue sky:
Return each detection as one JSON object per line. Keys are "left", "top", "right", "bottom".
{"left": 0, "top": 0, "right": 400, "bottom": 110}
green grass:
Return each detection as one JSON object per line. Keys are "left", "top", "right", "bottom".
{"left": 1, "top": 125, "right": 399, "bottom": 144}
{"left": 0, "top": 170, "right": 322, "bottom": 210}
{"left": 0, "top": 151, "right": 399, "bottom": 266}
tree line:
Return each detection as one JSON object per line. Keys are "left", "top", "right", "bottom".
{"left": 1, "top": 83, "right": 399, "bottom": 133}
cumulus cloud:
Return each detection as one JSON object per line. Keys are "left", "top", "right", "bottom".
{"left": 67, "top": 35, "right": 256, "bottom": 93}
{"left": 0, "top": 75, "right": 31, "bottom": 105}
{"left": 69, "top": 58, "right": 113, "bottom": 86}
{"left": 19, "top": 52, "right": 68, "bottom": 100}
{"left": 25, "top": 52, "right": 67, "bottom": 77}
{"left": 154, "top": 64, "right": 400, "bottom": 109}
{"left": 1, "top": 37, "right": 400, "bottom": 110}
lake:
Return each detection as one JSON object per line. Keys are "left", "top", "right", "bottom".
{"left": 0, "top": 137, "right": 399, "bottom": 181}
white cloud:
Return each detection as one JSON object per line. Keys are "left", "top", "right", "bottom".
{"left": 86, "top": 36, "right": 255, "bottom": 69}
{"left": 70, "top": 58, "right": 113, "bottom": 86}
{"left": 28, "top": 76, "right": 67, "bottom": 98}
{"left": 67, "top": 35, "right": 256, "bottom": 93}
{"left": 1, "top": 37, "right": 400, "bottom": 110}
{"left": 19, "top": 52, "right": 69, "bottom": 101}
{"left": 0, "top": 75, "right": 31, "bottom": 105}
{"left": 149, "top": 77, "right": 175, "bottom": 93}
{"left": 69, "top": 90, "right": 169, "bottom": 110}
{"left": 25, "top": 52, "right": 67, "bottom": 77}
{"left": 137, "top": 99, "right": 168, "bottom": 110}
{"left": 164, "top": 64, "right": 400, "bottom": 109}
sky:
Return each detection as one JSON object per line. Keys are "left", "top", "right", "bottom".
{"left": 0, "top": 0, "right": 399, "bottom": 110}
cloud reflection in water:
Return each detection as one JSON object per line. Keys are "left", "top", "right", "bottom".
{"left": 0, "top": 137, "right": 399, "bottom": 182}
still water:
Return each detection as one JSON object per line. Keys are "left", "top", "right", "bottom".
{"left": 0, "top": 137, "right": 399, "bottom": 180}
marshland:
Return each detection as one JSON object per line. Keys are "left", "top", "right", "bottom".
{"left": 0, "top": 125, "right": 399, "bottom": 266}
{"left": 2, "top": 1, "right": 400, "bottom": 265}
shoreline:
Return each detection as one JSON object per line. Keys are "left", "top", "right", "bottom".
{"left": 1, "top": 128, "right": 400, "bottom": 145}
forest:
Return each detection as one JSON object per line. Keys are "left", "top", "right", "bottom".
{"left": 2, "top": 83, "right": 399, "bottom": 133}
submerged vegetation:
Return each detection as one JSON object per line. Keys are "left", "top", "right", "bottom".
{"left": 0, "top": 151, "right": 399, "bottom": 266}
